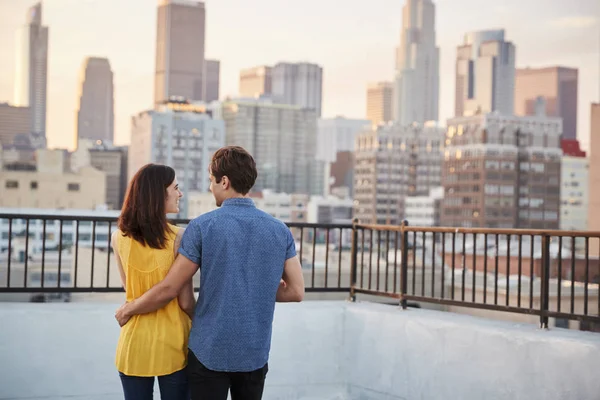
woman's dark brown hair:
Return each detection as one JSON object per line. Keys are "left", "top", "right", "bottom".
{"left": 118, "top": 163, "right": 175, "bottom": 249}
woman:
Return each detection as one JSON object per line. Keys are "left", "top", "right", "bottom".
{"left": 112, "top": 164, "right": 195, "bottom": 400}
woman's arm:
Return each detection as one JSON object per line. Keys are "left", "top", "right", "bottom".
{"left": 112, "top": 230, "right": 126, "bottom": 289}
{"left": 173, "top": 228, "right": 196, "bottom": 319}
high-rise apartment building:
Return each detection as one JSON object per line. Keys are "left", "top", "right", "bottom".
{"left": 0, "top": 103, "right": 31, "bottom": 146}
{"left": 130, "top": 100, "right": 225, "bottom": 217}
{"left": 455, "top": 30, "right": 515, "bottom": 117}
{"left": 218, "top": 99, "right": 320, "bottom": 195}
{"left": 441, "top": 113, "right": 562, "bottom": 229}
{"left": 13, "top": 2, "right": 48, "bottom": 137}
{"left": 203, "top": 59, "right": 220, "bottom": 102}
{"left": 366, "top": 82, "right": 393, "bottom": 125}
{"left": 271, "top": 62, "right": 323, "bottom": 116}
{"left": 76, "top": 57, "right": 114, "bottom": 146}
{"left": 353, "top": 123, "right": 445, "bottom": 225}
{"left": 393, "top": 0, "right": 439, "bottom": 125}
{"left": 239, "top": 66, "right": 272, "bottom": 98}
{"left": 515, "top": 66, "right": 578, "bottom": 140}
{"left": 154, "top": 0, "right": 206, "bottom": 104}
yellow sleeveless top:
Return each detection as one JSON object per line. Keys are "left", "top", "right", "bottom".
{"left": 115, "top": 224, "right": 191, "bottom": 377}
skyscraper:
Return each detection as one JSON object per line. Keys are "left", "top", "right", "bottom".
{"left": 13, "top": 2, "right": 48, "bottom": 137}
{"left": 393, "top": 0, "right": 439, "bottom": 125}
{"left": 239, "top": 66, "right": 272, "bottom": 98}
{"left": 271, "top": 62, "right": 323, "bottom": 116}
{"left": 455, "top": 30, "right": 516, "bottom": 117}
{"left": 76, "top": 57, "right": 114, "bottom": 146}
{"left": 203, "top": 59, "right": 220, "bottom": 102}
{"left": 366, "top": 82, "right": 393, "bottom": 125}
{"left": 515, "top": 66, "right": 578, "bottom": 139}
{"left": 154, "top": 0, "right": 206, "bottom": 104}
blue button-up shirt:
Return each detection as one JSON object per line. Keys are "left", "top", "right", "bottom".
{"left": 178, "top": 197, "right": 296, "bottom": 372}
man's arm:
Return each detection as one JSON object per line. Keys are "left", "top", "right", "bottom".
{"left": 276, "top": 255, "right": 304, "bottom": 302}
{"left": 115, "top": 254, "right": 198, "bottom": 326}
{"left": 174, "top": 228, "right": 196, "bottom": 319}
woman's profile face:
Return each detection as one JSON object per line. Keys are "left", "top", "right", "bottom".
{"left": 165, "top": 177, "right": 183, "bottom": 214}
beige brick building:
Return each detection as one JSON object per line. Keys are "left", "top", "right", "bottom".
{"left": 0, "top": 165, "right": 106, "bottom": 209}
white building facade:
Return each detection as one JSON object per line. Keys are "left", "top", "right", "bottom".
{"left": 560, "top": 156, "right": 589, "bottom": 231}
{"left": 317, "top": 117, "right": 370, "bottom": 163}
{"left": 404, "top": 186, "right": 443, "bottom": 226}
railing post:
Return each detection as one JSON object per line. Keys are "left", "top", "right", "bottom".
{"left": 400, "top": 220, "right": 409, "bottom": 309}
{"left": 540, "top": 234, "right": 551, "bottom": 329}
{"left": 349, "top": 218, "right": 359, "bottom": 302}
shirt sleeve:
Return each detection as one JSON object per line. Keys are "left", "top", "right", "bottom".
{"left": 285, "top": 227, "right": 297, "bottom": 260}
{"left": 178, "top": 220, "right": 202, "bottom": 266}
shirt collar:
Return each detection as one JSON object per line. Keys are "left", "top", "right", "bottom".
{"left": 221, "top": 197, "right": 255, "bottom": 207}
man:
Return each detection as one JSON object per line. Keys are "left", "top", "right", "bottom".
{"left": 115, "top": 146, "right": 305, "bottom": 399}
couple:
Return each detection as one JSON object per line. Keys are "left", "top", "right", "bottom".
{"left": 112, "top": 146, "right": 305, "bottom": 400}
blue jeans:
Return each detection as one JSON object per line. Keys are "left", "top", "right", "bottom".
{"left": 119, "top": 368, "right": 190, "bottom": 400}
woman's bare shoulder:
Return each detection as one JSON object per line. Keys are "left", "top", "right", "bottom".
{"left": 111, "top": 229, "right": 122, "bottom": 242}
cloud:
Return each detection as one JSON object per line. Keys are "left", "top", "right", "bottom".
{"left": 550, "top": 16, "right": 599, "bottom": 29}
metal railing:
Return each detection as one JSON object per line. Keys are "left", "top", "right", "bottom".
{"left": 351, "top": 222, "right": 600, "bottom": 328}
{"left": 1, "top": 213, "right": 599, "bottom": 328}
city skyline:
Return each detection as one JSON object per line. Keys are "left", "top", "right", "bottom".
{"left": 0, "top": 0, "right": 598, "bottom": 151}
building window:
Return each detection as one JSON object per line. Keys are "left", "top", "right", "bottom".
{"left": 30, "top": 181, "right": 38, "bottom": 190}
{"left": 67, "top": 183, "right": 80, "bottom": 192}
{"left": 5, "top": 180, "right": 18, "bottom": 189}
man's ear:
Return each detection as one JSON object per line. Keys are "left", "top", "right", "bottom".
{"left": 221, "top": 176, "right": 230, "bottom": 190}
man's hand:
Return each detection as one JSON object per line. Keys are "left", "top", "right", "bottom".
{"left": 115, "top": 302, "right": 132, "bottom": 327}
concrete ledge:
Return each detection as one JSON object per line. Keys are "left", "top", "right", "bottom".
{"left": 1, "top": 301, "right": 599, "bottom": 399}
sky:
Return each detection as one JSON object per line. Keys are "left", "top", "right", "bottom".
{"left": 0, "top": 0, "right": 598, "bottom": 151}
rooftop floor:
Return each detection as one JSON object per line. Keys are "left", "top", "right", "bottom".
{"left": 1, "top": 301, "right": 599, "bottom": 400}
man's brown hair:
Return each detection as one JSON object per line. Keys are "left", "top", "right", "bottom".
{"left": 210, "top": 146, "right": 257, "bottom": 195}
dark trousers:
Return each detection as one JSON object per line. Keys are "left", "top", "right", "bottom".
{"left": 119, "top": 368, "right": 190, "bottom": 400}
{"left": 187, "top": 350, "right": 268, "bottom": 400}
